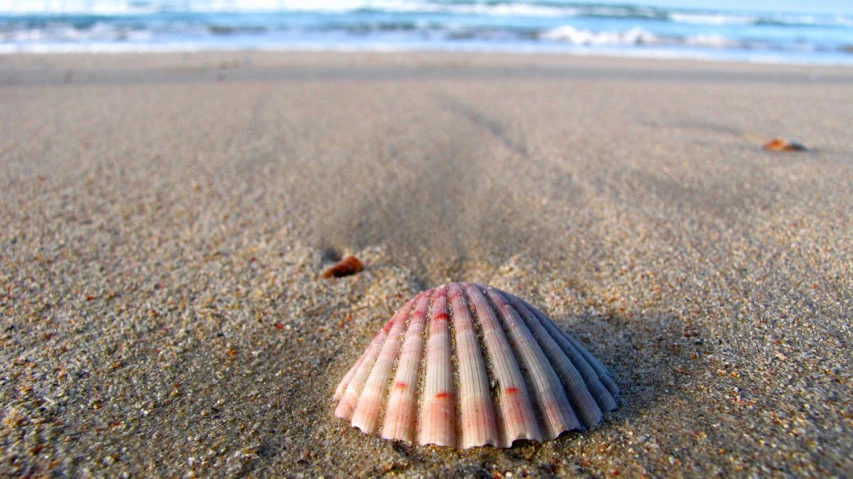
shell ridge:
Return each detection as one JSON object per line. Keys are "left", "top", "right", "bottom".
{"left": 381, "top": 292, "right": 427, "bottom": 431}
{"left": 449, "top": 282, "right": 501, "bottom": 449}
{"left": 463, "top": 283, "right": 509, "bottom": 447}
{"left": 464, "top": 283, "right": 543, "bottom": 447}
{"left": 334, "top": 332, "right": 379, "bottom": 401}
{"left": 417, "top": 286, "right": 458, "bottom": 447}
{"left": 447, "top": 285, "right": 465, "bottom": 449}
{"left": 486, "top": 288, "right": 582, "bottom": 439}
{"left": 335, "top": 294, "right": 422, "bottom": 401}
{"left": 381, "top": 289, "right": 434, "bottom": 442}
{"left": 506, "top": 293, "right": 604, "bottom": 429}
{"left": 481, "top": 286, "right": 551, "bottom": 443}
{"left": 413, "top": 289, "right": 434, "bottom": 444}
{"left": 560, "top": 330, "right": 621, "bottom": 396}
{"left": 380, "top": 291, "right": 421, "bottom": 437}
{"left": 539, "top": 305, "right": 620, "bottom": 397}
{"left": 335, "top": 322, "right": 393, "bottom": 421}
{"left": 521, "top": 298, "right": 617, "bottom": 412}
{"left": 350, "top": 296, "right": 416, "bottom": 434}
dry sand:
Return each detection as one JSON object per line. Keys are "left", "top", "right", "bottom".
{"left": 1, "top": 52, "right": 851, "bottom": 477}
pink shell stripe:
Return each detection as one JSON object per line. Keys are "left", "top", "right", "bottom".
{"left": 334, "top": 296, "right": 416, "bottom": 421}
{"left": 448, "top": 282, "right": 499, "bottom": 449}
{"left": 333, "top": 282, "right": 620, "bottom": 449}
{"left": 418, "top": 286, "right": 457, "bottom": 447}
{"left": 381, "top": 289, "right": 434, "bottom": 442}
{"left": 350, "top": 290, "right": 420, "bottom": 434}
{"left": 485, "top": 288, "right": 581, "bottom": 439}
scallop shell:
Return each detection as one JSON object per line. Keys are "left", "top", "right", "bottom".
{"left": 333, "top": 282, "right": 620, "bottom": 449}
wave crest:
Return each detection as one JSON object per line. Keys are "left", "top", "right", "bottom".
{"left": 541, "top": 26, "right": 656, "bottom": 46}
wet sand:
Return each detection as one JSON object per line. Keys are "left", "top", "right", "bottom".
{"left": 1, "top": 51, "right": 852, "bottom": 477}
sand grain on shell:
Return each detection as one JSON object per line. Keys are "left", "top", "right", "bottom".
{"left": 1, "top": 52, "right": 852, "bottom": 477}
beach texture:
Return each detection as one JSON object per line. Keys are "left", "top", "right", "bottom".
{"left": 1, "top": 52, "right": 851, "bottom": 477}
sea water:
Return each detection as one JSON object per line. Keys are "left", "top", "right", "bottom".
{"left": 1, "top": 0, "right": 852, "bottom": 64}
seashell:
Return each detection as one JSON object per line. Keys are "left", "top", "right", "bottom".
{"left": 333, "top": 282, "right": 620, "bottom": 449}
{"left": 763, "top": 138, "right": 806, "bottom": 152}
{"left": 322, "top": 255, "right": 364, "bottom": 279}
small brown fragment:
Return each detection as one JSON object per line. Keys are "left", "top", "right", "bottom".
{"left": 321, "top": 255, "right": 364, "bottom": 279}
{"left": 763, "top": 138, "right": 807, "bottom": 152}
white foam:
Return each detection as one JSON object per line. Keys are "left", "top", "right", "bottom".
{"left": 684, "top": 34, "right": 740, "bottom": 49}
{"left": 540, "top": 26, "right": 657, "bottom": 46}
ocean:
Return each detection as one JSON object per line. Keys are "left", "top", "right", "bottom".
{"left": 2, "top": 0, "right": 852, "bottom": 64}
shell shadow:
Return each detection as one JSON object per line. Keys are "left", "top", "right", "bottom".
{"left": 319, "top": 246, "right": 342, "bottom": 263}
{"left": 551, "top": 308, "right": 715, "bottom": 435}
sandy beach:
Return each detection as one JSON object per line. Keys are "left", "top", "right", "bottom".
{"left": 1, "top": 51, "right": 851, "bottom": 477}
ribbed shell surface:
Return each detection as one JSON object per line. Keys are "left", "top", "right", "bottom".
{"left": 333, "top": 282, "right": 619, "bottom": 449}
